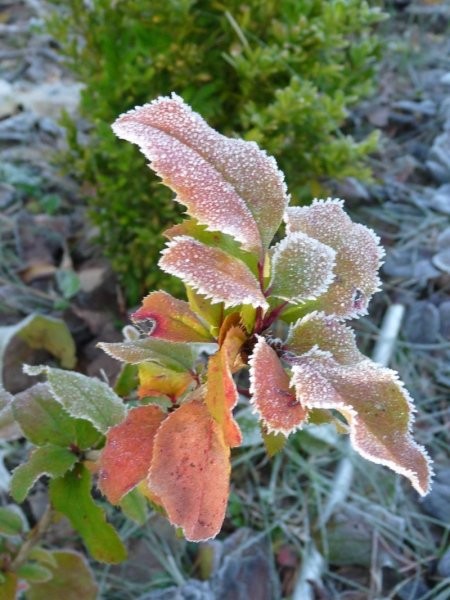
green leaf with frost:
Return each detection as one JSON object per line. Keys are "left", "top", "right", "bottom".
{"left": 10, "top": 445, "right": 78, "bottom": 503}
{"left": 99, "top": 337, "right": 196, "bottom": 371}
{"left": 13, "top": 383, "right": 101, "bottom": 449}
{"left": 24, "top": 366, "right": 126, "bottom": 434}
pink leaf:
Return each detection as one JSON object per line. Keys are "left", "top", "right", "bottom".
{"left": 249, "top": 336, "right": 308, "bottom": 435}
{"left": 285, "top": 199, "right": 384, "bottom": 318}
{"left": 286, "top": 311, "right": 364, "bottom": 365}
{"left": 159, "top": 236, "right": 268, "bottom": 309}
{"left": 269, "top": 232, "right": 336, "bottom": 303}
{"left": 131, "top": 291, "right": 213, "bottom": 343}
{"left": 290, "top": 352, "right": 432, "bottom": 496}
{"left": 112, "top": 94, "right": 288, "bottom": 256}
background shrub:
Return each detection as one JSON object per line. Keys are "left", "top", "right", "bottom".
{"left": 47, "top": 0, "right": 384, "bottom": 304}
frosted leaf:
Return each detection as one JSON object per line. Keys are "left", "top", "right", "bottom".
{"left": 290, "top": 353, "right": 432, "bottom": 496}
{"left": 131, "top": 291, "right": 213, "bottom": 343}
{"left": 113, "top": 93, "right": 289, "bottom": 255}
{"left": 269, "top": 232, "right": 336, "bottom": 303}
{"left": 98, "top": 338, "right": 196, "bottom": 372}
{"left": 138, "top": 362, "right": 194, "bottom": 401}
{"left": 285, "top": 199, "right": 384, "bottom": 318}
{"left": 25, "top": 366, "right": 126, "bottom": 434}
{"left": 148, "top": 400, "right": 230, "bottom": 542}
{"left": 98, "top": 405, "right": 165, "bottom": 504}
{"left": 249, "top": 336, "right": 308, "bottom": 435}
{"left": 159, "top": 236, "right": 268, "bottom": 310}
{"left": 287, "top": 311, "right": 364, "bottom": 365}
{"left": 205, "top": 326, "right": 246, "bottom": 447}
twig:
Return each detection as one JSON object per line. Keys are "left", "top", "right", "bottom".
{"left": 11, "top": 504, "right": 53, "bottom": 571}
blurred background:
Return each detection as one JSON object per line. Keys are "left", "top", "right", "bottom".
{"left": 0, "top": 1, "right": 449, "bottom": 598}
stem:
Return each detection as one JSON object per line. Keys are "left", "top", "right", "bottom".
{"left": 261, "top": 301, "right": 289, "bottom": 331}
{"left": 11, "top": 505, "right": 53, "bottom": 571}
{"left": 237, "top": 386, "right": 251, "bottom": 398}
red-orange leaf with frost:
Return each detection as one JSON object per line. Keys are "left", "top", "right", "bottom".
{"left": 98, "top": 405, "right": 165, "bottom": 504}
{"left": 205, "top": 325, "right": 246, "bottom": 447}
{"left": 291, "top": 351, "right": 432, "bottom": 496}
{"left": 112, "top": 93, "right": 289, "bottom": 257}
{"left": 159, "top": 235, "right": 268, "bottom": 310}
{"left": 148, "top": 400, "right": 230, "bottom": 542}
{"left": 285, "top": 199, "right": 384, "bottom": 318}
{"left": 131, "top": 291, "right": 213, "bottom": 343}
{"left": 249, "top": 336, "right": 308, "bottom": 435}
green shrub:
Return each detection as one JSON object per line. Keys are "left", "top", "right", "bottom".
{"left": 47, "top": 0, "right": 384, "bottom": 304}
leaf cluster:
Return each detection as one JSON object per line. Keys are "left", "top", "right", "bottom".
{"left": 46, "top": 0, "right": 384, "bottom": 302}
{"left": 93, "top": 95, "right": 431, "bottom": 542}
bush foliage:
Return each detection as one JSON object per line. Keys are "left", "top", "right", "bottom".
{"left": 47, "top": 0, "right": 384, "bottom": 302}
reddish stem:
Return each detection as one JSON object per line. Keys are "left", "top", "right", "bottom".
{"left": 262, "top": 301, "right": 289, "bottom": 331}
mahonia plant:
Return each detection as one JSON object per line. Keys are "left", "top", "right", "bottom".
{"left": 96, "top": 94, "right": 432, "bottom": 542}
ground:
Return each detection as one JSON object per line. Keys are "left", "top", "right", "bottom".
{"left": 0, "top": 1, "right": 449, "bottom": 599}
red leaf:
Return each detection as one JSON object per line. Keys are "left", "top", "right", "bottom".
{"left": 112, "top": 94, "right": 288, "bottom": 256}
{"left": 131, "top": 291, "right": 213, "bottom": 343}
{"left": 148, "top": 400, "right": 230, "bottom": 541}
{"left": 206, "top": 325, "right": 246, "bottom": 447}
{"left": 249, "top": 336, "right": 308, "bottom": 435}
{"left": 98, "top": 405, "right": 165, "bottom": 504}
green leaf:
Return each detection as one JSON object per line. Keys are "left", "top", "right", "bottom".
{"left": 0, "top": 572, "right": 17, "bottom": 600}
{"left": 0, "top": 506, "right": 24, "bottom": 535}
{"left": 99, "top": 338, "right": 196, "bottom": 372}
{"left": 49, "top": 465, "right": 127, "bottom": 563}
{"left": 25, "top": 550, "right": 98, "bottom": 600}
{"left": 28, "top": 547, "right": 58, "bottom": 569}
{"left": 119, "top": 488, "right": 148, "bottom": 525}
{"left": 24, "top": 366, "right": 126, "bottom": 434}
{"left": 262, "top": 429, "right": 286, "bottom": 458}
{"left": 10, "top": 445, "right": 78, "bottom": 503}
{"left": 0, "top": 315, "right": 76, "bottom": 386}
{"left": 12, "top": 383, "right": 100, "bottom": 449}
{"left": 114, "top": 363, "right": 138, "bottom": 397}
{"left": 17, "top": 562, "right": 53, "bottom": 583}
{"left": 0, "top": 386, "right": 22, "bottom": 441}
{"left": 55, "top": 269, "right": 81, "bottom": 300}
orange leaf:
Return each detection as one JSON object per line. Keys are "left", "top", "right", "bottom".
{"left": 131, "top": 291, "right": 213, "bottom": 343}
{"left": 159, "top": 236, "right": 268, "bottom": 309}
{"left": 98, "top": 405, "right": 165, "bottom": 504}
{"left": 138, "top": 362, "right": 194, "bottom": 401}
{"left": 112, "top": 93, "right": 288, "bottom": 256}
{"left": 148, "top": 400, "right": 230, "bottom": 541}
{"left": 291, "top": 352, "right": 432, "bottom": 495}
{"left": 285, "top": 199, "right": 384, "bottom": 318}
{"left": 249, "top": 336, "right": 308, "bottom": 435}
{"left": 205, "top": 326, "right": 246, "bottom": 447}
